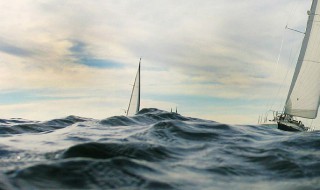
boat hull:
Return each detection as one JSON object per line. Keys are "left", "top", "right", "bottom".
{"left": 277, "top": 121, "right": 307, "bottom": 132}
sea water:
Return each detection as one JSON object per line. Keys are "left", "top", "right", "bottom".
{"left": 0, "top": 108, "right": 319, "bottom": 190}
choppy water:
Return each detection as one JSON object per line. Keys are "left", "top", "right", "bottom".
{"left": 0, "top": 108, "right": 320, "bottom": 190}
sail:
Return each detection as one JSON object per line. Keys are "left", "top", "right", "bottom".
{"left": 284, "top": 0, "right": 320, "bottom": 119}
{"left": 126, "top": 59, "right": 141, "bottom": 116}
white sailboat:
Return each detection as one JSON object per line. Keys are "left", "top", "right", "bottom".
{"left": 126, "top": 58, "right": 141, "bottom": 116}
{"left": 276, "top": 0, "right": 320, "bottom": 132}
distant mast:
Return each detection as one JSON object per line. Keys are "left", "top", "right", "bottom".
{"left": 126, "top": 58, "right": 141, "bottom": 116}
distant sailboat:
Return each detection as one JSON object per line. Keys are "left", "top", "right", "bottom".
{"left": 126, "top": 58, "right": 141, "bottom": 116}
{"left": 276, "top": 0, "right": 320, "bottom": 132}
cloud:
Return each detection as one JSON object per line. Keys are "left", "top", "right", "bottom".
{"left": 0, "top": 0, "right": 315, "bottom": 126}
{"left": 69, "top": 40, "right": 124, "bottom": 68}
{"left": 0, "top": 41, "right": 34, "bottom": 57}
{"left": 0, "top": 97, "right": 126, "bottom": 120}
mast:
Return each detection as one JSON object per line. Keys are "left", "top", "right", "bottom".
{"left": 284, "top": 0, "right": 320, "bottom": 119}
{"left": 137, "top": 58, "right": 141, "bottom": 113}
{"left": 126, "top": 58, "right": 141, "bottom": 116}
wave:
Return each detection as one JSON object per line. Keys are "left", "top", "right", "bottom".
{"left": 1, "top": 108, "right": 320, "bottom": 189}
{"left": 0, "top": 115, "right": 89, "bottom": 135}
{"left": 61, "top": 142, "right": 174, "bottom": 161}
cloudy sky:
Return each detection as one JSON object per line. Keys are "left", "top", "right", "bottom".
{"left": 0, "top": 0, "right": 316, "bottom": 125}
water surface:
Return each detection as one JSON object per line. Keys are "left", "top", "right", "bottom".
{"left": 0, "top": 108, "right": 319, "bottom": 189}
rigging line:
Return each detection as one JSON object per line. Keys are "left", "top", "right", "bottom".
{"left": 264, "top": 29, "right": 286, "bottom": 113}
{"left": 285, "top": 26, "right": 305, "bottom": 34}
{"left": 286, "top": 0, "right": 300, "bottom": 26}
{"left": 276, "top": 0, "right": 301, "bottom": 79}
{"left": 264, "top": 0, "right": 300, "bottom": 113}
{"left": 277, "top": 43, "right": 301, "bottom": 112}
{"left": 310, "top": 119, "right": 314, "bottom": 131}
{"left": 274, "top": 32, "right": 285, "bottom": 76}
{"left": 261, "top": 0, "right": 308, "bottom": 122}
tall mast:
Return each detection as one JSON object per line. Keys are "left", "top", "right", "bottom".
{"left": 137, "top": 58, "right": 141, "bottom": 113}
{"left": 126, "top": 58, "right": 141, "bottom": 116}
{"left": 284, "top": 0, "right": 320, "bottom": 119}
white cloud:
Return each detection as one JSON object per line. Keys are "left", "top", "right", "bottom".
{"left": 0, "top": 0, "right": 315, "bottom": 126}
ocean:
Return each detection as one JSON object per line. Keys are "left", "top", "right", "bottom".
{"left": 0, "top": 108, "right": 319, "bottom": 190}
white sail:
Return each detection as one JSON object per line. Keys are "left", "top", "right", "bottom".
{"left": 126, "top": 59, "right": 141, "bottom": 116}
{"left": 284, "top": 0, "right": 320, "bottom": 119}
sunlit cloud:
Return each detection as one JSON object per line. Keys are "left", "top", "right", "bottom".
{"left": 0, "top": 0, "right": 314, "bottom": 125}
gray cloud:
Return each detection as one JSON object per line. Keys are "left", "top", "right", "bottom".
{"left": 68, "top": 40, "right": 124, "bottom": 68}
{"left": 0, "top": 41, "right": 34, "bottom": 57}
{"left": 0, "top": 0, "right": 313, "bottom": 123}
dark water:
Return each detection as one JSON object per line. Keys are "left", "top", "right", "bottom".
{"left": 0, "top": 108, "right": 320, "bottom": 190}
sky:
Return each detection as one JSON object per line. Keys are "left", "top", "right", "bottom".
{"left": 0, "top": 0, "right": 317, "bottom": 126}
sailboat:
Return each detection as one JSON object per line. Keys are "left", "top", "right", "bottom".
{"left": 126, "top": 58, "right": 141, "bottom": 116}
{"left": 276, "top": 0, "right": 320, "bottom": 132}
